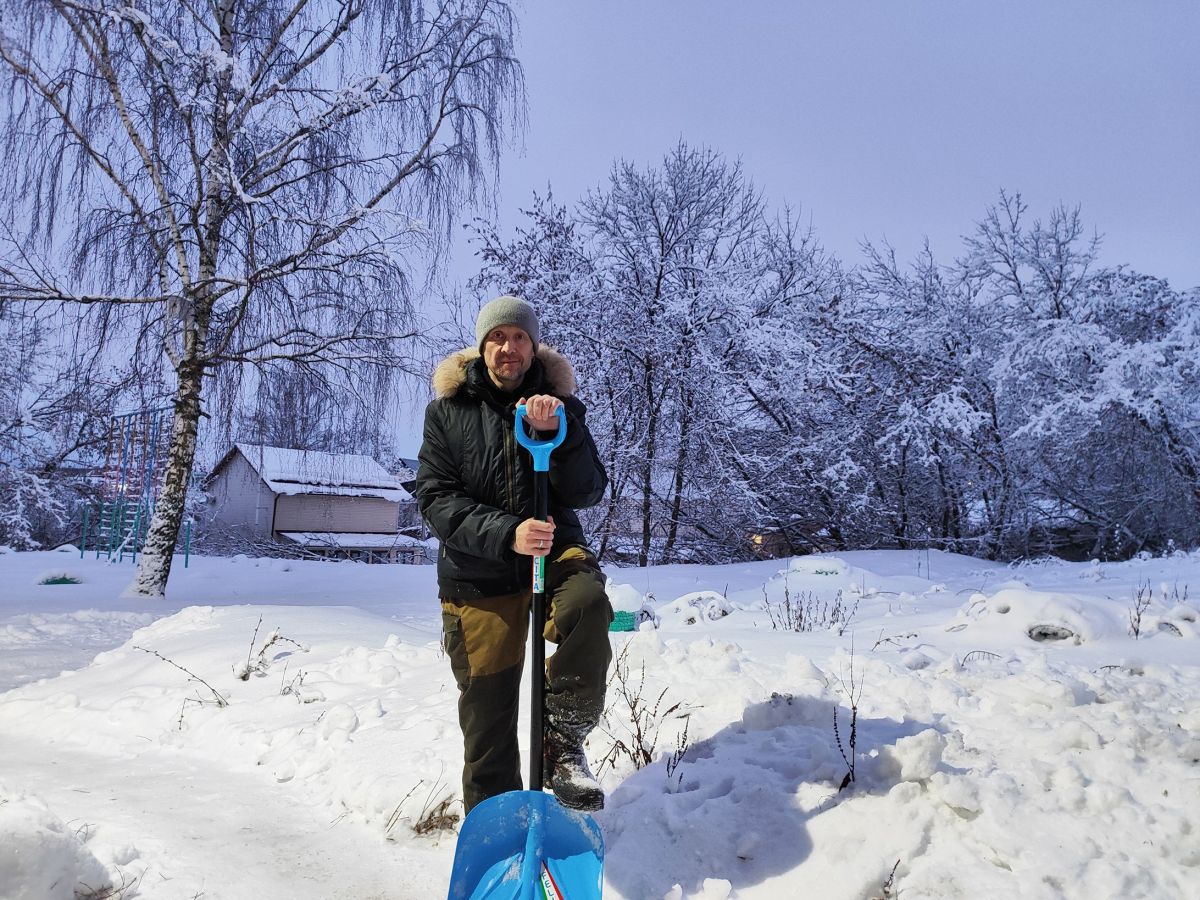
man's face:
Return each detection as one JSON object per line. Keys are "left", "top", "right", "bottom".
{"left": 482, "top": 324, "right": 534, "bottom": 390}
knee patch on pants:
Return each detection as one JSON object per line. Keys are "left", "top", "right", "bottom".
{"left": 441, "top": 591, "right": 531, "bottom": 683}
{"left": 544, "top": 546, "right": 613, "bottom": 644}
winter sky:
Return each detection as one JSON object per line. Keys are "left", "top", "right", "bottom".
{"left": 465, "top": 1, "right": 1199, "bottom": 292}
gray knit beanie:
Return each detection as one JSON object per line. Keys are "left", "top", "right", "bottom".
{"left": 475, "top": 295, "right": 540, "bottom": 351}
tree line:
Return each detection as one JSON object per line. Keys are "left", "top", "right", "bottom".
{"left": 1, "top": 4, "right": 1195, "bottom": 583}
{"left": 473, "top": 145, "right": 1199, "bottom": 565}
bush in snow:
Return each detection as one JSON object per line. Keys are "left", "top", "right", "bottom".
{"left": 132, "top": 645, "right": 228, "bottom": 728}
{"left": 37, "top": 571, "right": 83, "bottom": 585}
{"left": 1127, "top": 580, "right": 1196, "bottom": 640}
{"left": 595, "top": 641, "right": 693, "bottom": 776}
{"left": 872, "top": 860, "right": 902, "bottom": 900}
{"left": 763, "top": 576, "right": 858, "bottom": 635}
{"left": 1128, "top": 581, "right": 1154, "bottom": 639}
{"left": 233, "top": 615, "right": 310, "bottom": 681}
{"left": 385, "top": 780, "right": 460, "bottom": 841}
{"left": 833, "top": 648, "right": 864, "bottom": 791}
{"left": 411, "top": 796, "right": 460, "bottom": 837}
{"left": 949, "top": 588, "right": 1130, "bottom": 645}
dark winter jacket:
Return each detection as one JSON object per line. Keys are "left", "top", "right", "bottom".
{"left": 415, "top": 347, "right": 608, "bottom": 600}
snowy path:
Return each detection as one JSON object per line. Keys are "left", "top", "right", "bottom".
{"left": 2, "top": 730, "right": 445, "bottom": 899}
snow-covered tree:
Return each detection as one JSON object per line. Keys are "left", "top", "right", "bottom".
{"left": 847, "top": 192, "right": 1200, "bottom": 558}
{"left": 0, "top": 306, "right": 134, "bottom": 548}
{"left": 846, "top": 239, "right": 1010, "bottom": 554}
{"left": 477, "top": 145, "right": 840, "bottom": 563}
{"left": 481, "top": 168, "right": 1196, "bottom": 563}
{"left": 0, "top": 0, "right": 524, "bottom": 594}
{"left": 575, "top": 144, "right": 775, "bottom": 563}
{"left": 707, "top": 212, "right": 851, "bottom": 556}
{"left": 230, "top": 360, "right": 398, "bottom": 460}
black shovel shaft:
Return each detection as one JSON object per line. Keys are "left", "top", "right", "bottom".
{"left": 529, "top": 468, "right": 549, "bottom": 791}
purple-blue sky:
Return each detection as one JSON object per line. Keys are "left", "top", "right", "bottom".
{"left": 467, "top": 1, "right": 1199, "bottom": 290}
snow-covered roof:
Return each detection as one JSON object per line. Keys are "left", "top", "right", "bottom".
{"left": 209, "top": 444, "right": 413, "bottom": 503}
{"left": 278, "top": 531, "right": 431, "bottom": 550}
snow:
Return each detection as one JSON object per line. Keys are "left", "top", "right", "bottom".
{"left": 278, "top": 531, "right": 434, "bottom": 551}
{"left": 0, "top": 783, "right": 111, "bottom": 900}
{"left": 0, "top": 548, "right": 1198, "bottom": 898}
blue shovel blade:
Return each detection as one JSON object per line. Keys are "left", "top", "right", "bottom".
{"left": 448, "top": 791, "right": 604, "bottom": 900}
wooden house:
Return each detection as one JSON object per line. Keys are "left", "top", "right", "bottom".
{"left": 202, "top": 443, "right": 426, "bottom": 563}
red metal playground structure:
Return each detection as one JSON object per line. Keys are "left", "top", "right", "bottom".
{"left": 79, "top": 408, "right": 192, "bottom": 566}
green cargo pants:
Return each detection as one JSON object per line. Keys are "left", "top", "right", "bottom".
{"left": 440, "top": 545, "right": 613, "bottom": 813}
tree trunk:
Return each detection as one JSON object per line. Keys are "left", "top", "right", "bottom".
{"left": 638, "top": 440, "right": 655, "bottom": 568}
{"left": 984, "top": 397, "right": 1012, "bottom": 559}
{"left": 597, "top": 376, "right": 627, "bottom": 561}
{"left": 596, "top": 491, "right": 618, "bottom": 561}
{"left": 639, "top": 365, "right": 659, "bottom": 568}
{"left": 125, "top": 361, "right": 203, "bottom": 597}
{"left": 1147, "top": 401, "right": 1200, "bottom": 514}
{"left": 661, "top": 394, "right": 692, "bottom": 561}
{"left": 894, "top": 442, "right": 911, "bottom": 548}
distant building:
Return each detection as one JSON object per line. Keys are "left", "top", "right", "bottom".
{"left": 202, "top": 443, "right": 428, "bottom": 563}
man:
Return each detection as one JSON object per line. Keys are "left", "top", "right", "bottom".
{"left": 415, "top": 295, "right": 613, "bottom": 814}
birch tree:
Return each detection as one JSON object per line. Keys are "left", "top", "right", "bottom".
{"left": 0, "top": 0, "right": 523, "bottom": 595}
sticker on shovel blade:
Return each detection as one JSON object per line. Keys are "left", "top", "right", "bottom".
{"left": 533, "top": 556, "right": 545, "bottom": 593}
{"left": 539, "top": 861, "right": 565, "bottom": 900}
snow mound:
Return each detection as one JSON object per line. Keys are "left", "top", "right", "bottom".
{"left": 659, "top": 591, "right": 734, "bottom": 626}
{"left": 607, "top": 582, "right": 646, "bottom": 613}
{"left": 607, "top": 581, "right": 661, "bottom": 628}
{"left": 0, "top": 604, "right": 457, "bottom": 847}
{"left": 786, "top": 556, "right": 848, "bottom": 577}
{"left": 0, "top": 610, "right": 154, "bottom": 648}
{"left": 863, "top": 728, "right": 946, "bottom": 784}
{"left": 0, "top": 783, "right": 112, "bottom": 900}
{"left": 1144, "top": 602, "right": 1200, "bottom": 639}
{"left": 947, "top": 588, "right": 1127, "bottom": 644}
{"left": 741, "top": 690, "right": 830, "bottom": 730}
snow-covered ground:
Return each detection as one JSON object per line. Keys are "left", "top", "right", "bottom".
{"left": 1, "top": 546, "right": 1197, "bottom": 899}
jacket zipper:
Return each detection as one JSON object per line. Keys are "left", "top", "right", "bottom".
{"left": 502, "top": 419, "right": 523, "bottom": 587}
{"left": 503, "top": 421, "right": 516, "bottom": 514}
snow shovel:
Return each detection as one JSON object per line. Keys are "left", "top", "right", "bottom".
{"left": 447, "top": 403, "right": 604, "bottom": 900}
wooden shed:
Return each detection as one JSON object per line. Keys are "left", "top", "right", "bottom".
{"left": 203, "top": 443, "right": 424, "bottom": 562}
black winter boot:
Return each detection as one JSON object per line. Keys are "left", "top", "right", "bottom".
{"left": 544, "top": 731, "right": 604, "bottom": 812}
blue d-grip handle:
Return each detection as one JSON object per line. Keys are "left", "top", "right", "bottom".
{"left": 514, "top": 405, "right": 567, "bottom": 471}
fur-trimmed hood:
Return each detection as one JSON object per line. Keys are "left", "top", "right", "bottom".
{"left": 431, "top": 346, "right": 578, "bottom": 399}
